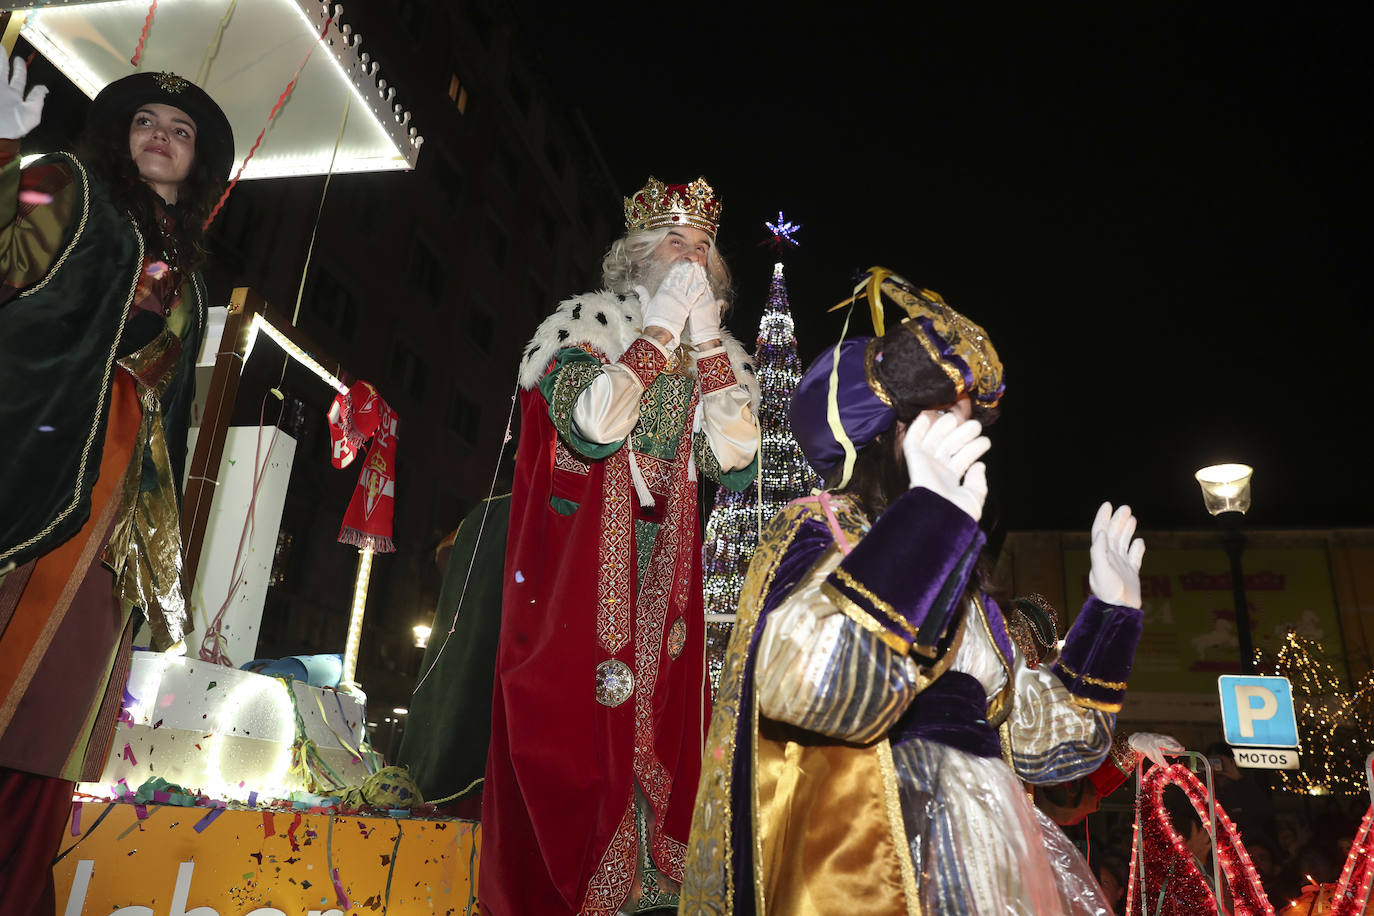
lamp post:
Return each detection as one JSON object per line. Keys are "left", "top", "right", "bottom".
{"left": 1194, "top": 463, "right": 1255, "bottom": 674}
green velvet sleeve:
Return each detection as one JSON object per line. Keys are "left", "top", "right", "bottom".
{"left": 0, "top": 149, "right": 77, "bottom": 295}
{"left": 537, "top": 346, "right": 621, "bottom": 460}
{"left": 694, "top": 431, "right": 758, "bottom": 492}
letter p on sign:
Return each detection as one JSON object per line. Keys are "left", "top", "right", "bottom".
{"left": 1218, "top": 675, "right": 1299, "bottom": 749}
{"left": 1235, "top": 685, "right": 1277, "bottom": 737}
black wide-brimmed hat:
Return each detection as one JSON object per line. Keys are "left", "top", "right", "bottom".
{"left": 89, "top": 71, "right": 235, "bottom": 180}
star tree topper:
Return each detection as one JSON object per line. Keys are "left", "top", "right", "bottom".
{"left": 763, "top": 210, "right": 802, "bottom": 253}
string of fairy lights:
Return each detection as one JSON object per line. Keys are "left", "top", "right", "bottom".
{"left": 1259, "top": 629, "right": 1374, "bottom": 797}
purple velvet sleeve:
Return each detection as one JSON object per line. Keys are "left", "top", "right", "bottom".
{"left": 1052, "top": 596, "right": 1143, "bottom": 712}
{"left": 823, "top": 487, "right": 985, "bottom": 657}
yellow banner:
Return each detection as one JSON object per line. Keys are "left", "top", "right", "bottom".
{"left": 1063, "top": 546, "right": 1346, "bottom": 694}
{"left": 54, "top": 802, "right": 478, "bottom": 914}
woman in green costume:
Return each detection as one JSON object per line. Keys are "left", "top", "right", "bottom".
{"left": 0, "top": 59, "right": 232, "bottom": 913}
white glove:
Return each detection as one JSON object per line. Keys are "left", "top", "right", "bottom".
{"left": 683, "top": 297, "right": 725, "bottom": 348}
{"left": 901, "top": 412, "right": 991, "bottom": 521}
{"left": 1129, "top": 732, "right": 1185, "bottom": 769}
{"left": 1087, "top": 502, "right": 1146, "bottom": 608}
{"left": 0, "top": 57, "right": 47, "bottom": 140}
{"left": 636, "top": 261, "right": 709, "bottom": 350}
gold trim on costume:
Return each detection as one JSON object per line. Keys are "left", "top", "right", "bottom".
{"left": 831, "top": 567, "right": 917, "bottom": 638}
{"left": 1068, "top": 695, "right": 1124, "bottom": 713}
{"left": 821, "top": 581, "right": 911, "bottom": 654}
{"left": 877, "top": 739, "right": 923, "bottom": 916}
{"left": 904, "top": 317, "right": 967, "bottom": 395}
{"left": 862, "top": 337, "right": 894, "bottom": 407}
{"left": 1055, "top": 660, "right": 1129, "bottom": 691}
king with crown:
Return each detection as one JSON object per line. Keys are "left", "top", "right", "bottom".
{"left": 479, "top": 177, "right": 760, "bottom": 914}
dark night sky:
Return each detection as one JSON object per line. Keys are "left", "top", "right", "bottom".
{"left": 517, "top": 3, "right": 1370, "bottom": 534}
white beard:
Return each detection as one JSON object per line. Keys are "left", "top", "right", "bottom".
{"left": 631, "top": 253, "right": 674, "bottom": 296}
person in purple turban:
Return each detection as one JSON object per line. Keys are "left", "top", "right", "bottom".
{"left": 682, "top": 268, "right": 1148, "bottom": 915}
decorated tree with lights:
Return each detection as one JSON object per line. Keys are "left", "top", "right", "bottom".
{"left": 702, "top": 220, "right": 819, "bottom": 687}
{"left": 1259, "top": 629, "right": 1374, "bottom": 796}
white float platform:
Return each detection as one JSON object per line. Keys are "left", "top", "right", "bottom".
{"left": 81, "top": 652, "right": 371, "bottom": 804}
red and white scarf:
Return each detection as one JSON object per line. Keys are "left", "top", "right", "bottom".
{"left": 327, "top": 380, "right": 398, "bottom": 553}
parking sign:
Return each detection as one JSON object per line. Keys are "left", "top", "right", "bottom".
{"left": 1218, "top": 675, "right": 1299, "bottom": 749}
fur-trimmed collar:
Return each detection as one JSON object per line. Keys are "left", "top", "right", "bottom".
{"left": 517, "top": 289, "right": 760, "bottom": 413}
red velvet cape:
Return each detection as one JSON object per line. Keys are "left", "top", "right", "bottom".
{"left": 480, "top": 382, "right": 712, "bottom": 915}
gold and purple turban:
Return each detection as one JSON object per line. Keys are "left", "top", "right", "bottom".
{"left": 791, "top": 268, "right": 1004, "bottom": 485}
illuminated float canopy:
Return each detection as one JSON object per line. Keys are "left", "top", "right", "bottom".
{"left": 11, "top": 0, "right": 422, "bottom": 178}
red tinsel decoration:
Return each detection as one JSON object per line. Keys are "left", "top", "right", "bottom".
{"left": 1126, "top": 762, "right": 1274, "bottom": 916}
{"left": 202, "top": 16, "right": 333, "bottom": 231}
{"left": 130, "top": 0, "right": 158, "bottom": 67}
{"left": 1329, "top": 805, "right": 1374, "bottom": 916}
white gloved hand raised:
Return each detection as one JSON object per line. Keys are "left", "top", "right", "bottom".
{"left": 0, "top": 57, "right": 47, "bottom": 140}
{"left": 683, "top": 297, "right": 725, "bottom": 348}
{"left": 636, "top": 260, "right": 710, "bottom": 350}
{"left": 1087, "top": 502, "right": 1146, "bottom": 608}
{"left": 1128, "top": 732, "right": 1185, "bottom": 769}
{"left": 901, "top": 412, "right": 991, "bottom": 521}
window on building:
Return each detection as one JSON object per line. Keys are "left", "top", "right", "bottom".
{"left": 408, "top": 237, "right": 444, "bottom": 306}
{"left": 306, "top": 270, "right": 359, "bottom": 340}
{"left": 388, "top": 338, "right": 428, "bottom": 404}
{"left": 447, "top": 73, "right": 469, "bottom": 115}
{"left": 448, "top": 389, "right": 480, "bottom": 445}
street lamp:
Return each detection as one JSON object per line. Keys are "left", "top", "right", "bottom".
{"left": 1194, "top": 463, "right": 1255, "bottom": 673}
{"left": 412, "top": 624, "right": 432, "bottom": 649}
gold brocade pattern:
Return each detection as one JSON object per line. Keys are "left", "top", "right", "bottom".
{"left": 618, "top": 337, "right": 666, "bottom": 389}
{"left": 695, "top": 350, "right": 736, "bottom": 395}
{"left": 631, "top": 371, "right": 693, "bottom": 462}
{"left": 597, "top": 449, "right": 633, "bottom": 654}
{"left": 632, "top": 383, "right": 699, "bottom": 820}
{"left": 554, "top": 437, "right": 592, "bottom": 475}
{"left": 102, "top": 325, "right": 190, "bottom": 650}
{"left": 582, "top": 799, "right": 638, "bottom": 915}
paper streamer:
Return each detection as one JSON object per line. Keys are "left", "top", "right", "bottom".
{"left": 331, "top": 867, "right": 349, "bottom": 910}
{"left": 192, "top": 806, "right": 225, "bottom": 834}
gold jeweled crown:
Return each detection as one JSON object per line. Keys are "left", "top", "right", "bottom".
{"left": 623, "top": 176, "right": 722, "bottom": 239}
